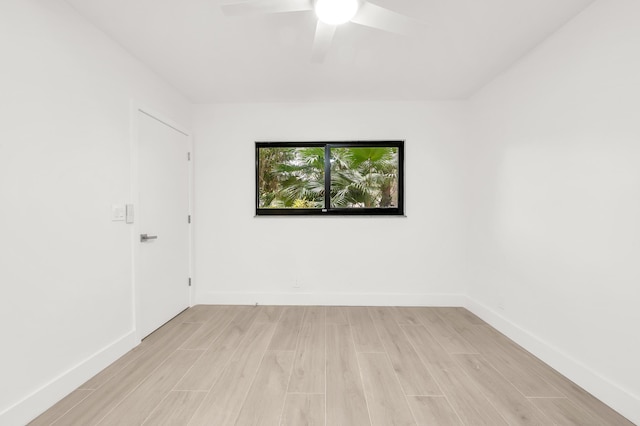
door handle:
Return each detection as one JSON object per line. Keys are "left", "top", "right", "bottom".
{"left": 140, "top": 234, "right": 158, "bottom": 242}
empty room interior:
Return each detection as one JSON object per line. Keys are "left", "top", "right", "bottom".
{"left": 1, "top": 0, "right": 639, "bottom": 424}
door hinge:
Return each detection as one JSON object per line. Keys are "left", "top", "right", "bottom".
{"left": 188, "top": 215, "right": 191, "bottom": 224}
{"left": 188, "top": 277, "right": 192, "bottom": 287}
{"left": 187, "top": 152, "right": 191, "bottom": 161}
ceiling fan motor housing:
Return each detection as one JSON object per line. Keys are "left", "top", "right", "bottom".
{"left": 314, "top": 0, "right": 360, "bottom": 25}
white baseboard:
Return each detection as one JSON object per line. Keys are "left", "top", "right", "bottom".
{"left": 197, "top": 291, "right": 468, "bottom": 307}
{"left": 0, "top": 331, "right": 139, "bottom": 426}
{"left": 465, "top": 299, "right": 640, "bottom": 425}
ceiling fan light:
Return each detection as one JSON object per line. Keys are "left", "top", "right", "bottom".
{"left": 315, "top": 0, "right": 359, "bottom": 25}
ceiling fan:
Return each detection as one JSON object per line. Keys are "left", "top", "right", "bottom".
{"left": 220, "top": 0, "right": 422, "bottom": 62}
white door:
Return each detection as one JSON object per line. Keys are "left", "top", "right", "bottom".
{"left": 136, "top": 110, "right": 190, "bottom": 339}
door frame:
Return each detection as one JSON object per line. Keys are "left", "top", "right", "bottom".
{"left": 130, "top": 101, "right": 194, "bottom": 342}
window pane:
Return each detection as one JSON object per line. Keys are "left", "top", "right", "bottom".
{"left": 257, "top": 147, "right": 325, "bottom": 208}
{"left": 330, "top": 147, "right": 399, "bottom": 208}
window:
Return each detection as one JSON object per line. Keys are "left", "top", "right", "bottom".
{"left": 256, "top": 141, "right": 404, "bottom": 216}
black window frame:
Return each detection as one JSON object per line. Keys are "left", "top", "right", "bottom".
{"left": 255, "top": 140, "right": 404, "bottom": 216}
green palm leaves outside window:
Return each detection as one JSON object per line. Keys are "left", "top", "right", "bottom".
{"left": 258, "top": 146, "right": 399, "bottom": 209}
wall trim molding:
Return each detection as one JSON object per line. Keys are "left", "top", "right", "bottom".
{"left": 197, "top": 291, "right": 468, "bottom": 307}
{"left": 464, "top": 298, "right": 640, "bottom": 425}
{"left": 0, "top": 331, "right": 139, "bottom": 426}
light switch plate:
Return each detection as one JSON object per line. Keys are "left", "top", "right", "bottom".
{"left": 111, "top": 205, "right": 126, "bottom": 221}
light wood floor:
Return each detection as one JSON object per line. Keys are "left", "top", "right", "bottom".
{"left": 31, "top": 306, "right": 634, "bottom": 425}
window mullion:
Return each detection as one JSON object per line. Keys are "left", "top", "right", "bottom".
{"left": 324, "top": 144, "right": 331, "bottom": 211}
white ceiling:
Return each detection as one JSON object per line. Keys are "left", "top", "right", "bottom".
{"left": 65, "top": 0, "right": 594, "bottom": 103}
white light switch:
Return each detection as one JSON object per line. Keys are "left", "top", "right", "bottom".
{"left": 111, "top": 204, "right": 126, "bottom": 221}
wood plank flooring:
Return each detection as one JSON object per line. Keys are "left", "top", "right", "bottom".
{"left": 31, "top": 306, "right": 634, "bottom": 426}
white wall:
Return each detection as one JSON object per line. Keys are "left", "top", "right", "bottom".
{"left": 193, "top": 102, "right": 469, "bottom": 306}
{"left": 467, "top": 0, "right": 640, "bottom": 422}
{"left": 0, "top": 1, "right": 191, "bottom": 424}
{"left": 2, "top": 0, "right": 638, "bottom": 423}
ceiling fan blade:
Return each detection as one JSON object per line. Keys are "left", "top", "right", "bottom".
{"left": 221, "top": 0, "right": 313, "bottom": 16}
{"left": 311, "top": 21, "right": 336, "bottom": 63}
{"left": 350, "top": 2, "right": 422, "bottom": 37}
